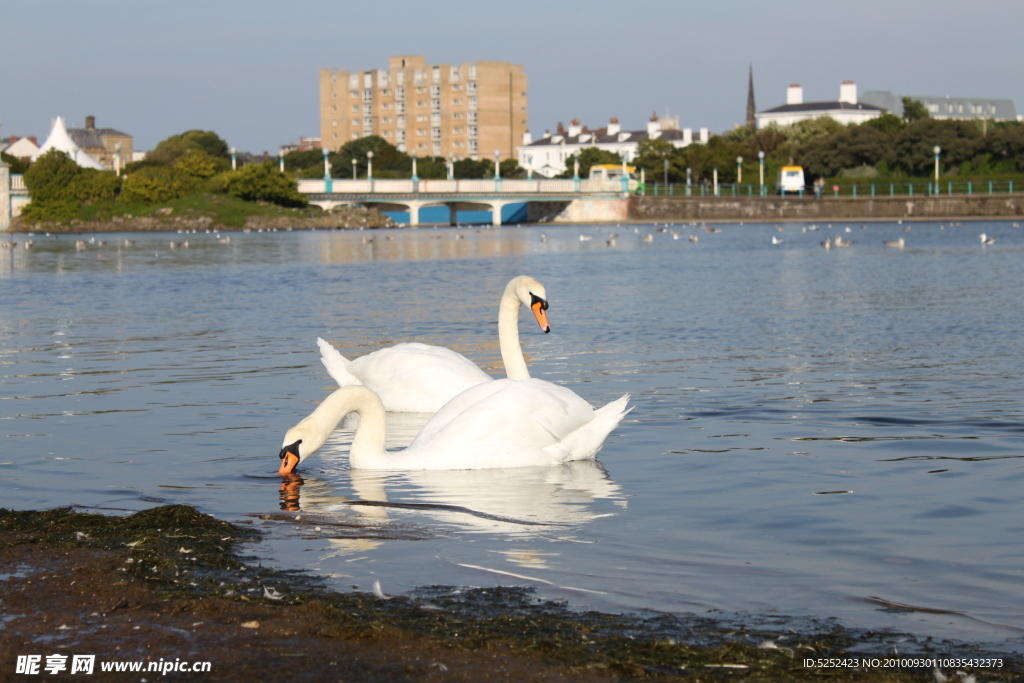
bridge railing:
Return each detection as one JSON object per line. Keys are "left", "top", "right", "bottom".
{"left": 297, "top": 177, "right": 625, "bottom": 195}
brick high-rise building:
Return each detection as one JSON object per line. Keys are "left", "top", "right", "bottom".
{"left": 319, "top": 55, "right": 527, "bottom": 160}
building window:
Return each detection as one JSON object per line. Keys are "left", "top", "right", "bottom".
{"left": 332, "top": 120, "right": 337, "bottom": 127}
{"left": 431, "top": 127, "right": 441, "bottom": 140}
{"left": 416, "top": 114, "right": 427, "bottom": 122}
{"left": 397, "top": 130, "right": 406, "bottom": 142}
{"left": 469, "top": 139, "right": 478, "bottom": 154}
{"left": 414, "top": 69, "right": 425, "bottom": 84}
{"left": 431, "top": 113, "right": 441, "bottom": 126}
{"left": 468, "top": 125, "right": 477, "bottom": 138}
{"left": 430, "top": 84, "right": 440, "bottom": 97}
{"left": 380, "top": 89, "right": 390, "bottom": 98}
{"left": 363, "top": 104, "right": 372, "bottom": 115}
{"left": 350, "top": 90, "right": 358, "bottom": 99}
{"left": 468, "top": 97, "right": 477, "bottom": 110}
{"left": 363, "top": 117, "right": 373, "bottom": 129}
{"left": 349, "top": 74, "right": 358, "bottom": 88}
{"left": 450, "top": 66, "right": 460, "bottom": 81}
{"left": 431, "top": 99, "right": 440, "bottom": 112}
{"left": 416, "top": 86, "right": 426, "bottom": 94}
{"left": 452, "top": 98, "right": 462, "bottom": 106}
{"left": 433, "top": 141, "right": 442, "bottom": 155}
{"left": 350, "top": 119, "right": 358, "bottom": 126}
{"left": 467, "top": 81, "right": 477, "bottom": 95}
{"left": 396, "top": 102, "right": 405, "bottom": 114}
{"left": 351, "top": 104, "right": 358, "bottom": 112}
{"left": 396, "top": 86, "right": 405, "bottom": 100}
{"left": 452, "top": 112, "right": 462, "bottom": 120}
{"left": 382, "top": 102, "right": 391, "bottom": 110}
{"left": 363, "top": 73, "right": 372, "bottom": 88}
{"left": 332, "top": 105, "right": 337, "bottom": 112}
{"left": 383, "top": 130, "right": 392, "bottom": 137}
{"left": 432, "top": 65, "right": 440, "bottom": 82}
{"left": 417, "top": 128, "right": 427, "bottom": 136}
{"left": 396, "top": 71, "right": 405, "bottom": 85}
{"left": 333, "top": 133, "right": 338, "bottom": 140}
{"left": 378, "top": 72, "right": 389, "bottom": 87}
{"left": 453, "top": 140, "right": 462, "bottom": 148}
{"left": 469, "top": 63, "right": 477, "bottom": 79}
{"left": 363, "top": 89, "right": 373, "bottom": 102}
{"left": 382, "top": 116, "right": 391, "bottom": 124}
{"left": 417, "top": 100, "right": 426, "bottom": 109}
{"left": 332, "top": 92, "right": 337, "bottom": 99}
{"left": 417, "top": 142, "right": 426, "bottom": 149}
{"left": 452, "top": 126, "right": 461, "bottom": 134}
{"left": 397, "top": 115, "right": 405, "bottom": 128}
{"left": 451, "top": 83, "right": 461, "bottom": 92}
{"left": 331, "top": 73, "right": 336, "bottom": 83}
{"left": 468, "top": 111, "right": 477, "bottom": 124}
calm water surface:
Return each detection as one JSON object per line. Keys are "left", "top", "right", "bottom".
{"left": 2, "top": 220, "right": 1022, "bottom": 646}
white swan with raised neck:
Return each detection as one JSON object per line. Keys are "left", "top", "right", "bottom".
{"left": 317, "top": 275, "right": 550, "bottom": 413}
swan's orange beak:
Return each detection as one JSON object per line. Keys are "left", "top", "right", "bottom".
{"left": 278, "top": 442, "right": 301, "bottom": 475}
{"left": 531, "top": 301, "right": 550, "bottom": 333}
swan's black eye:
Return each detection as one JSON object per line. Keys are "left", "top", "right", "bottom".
{"left": 530, "top": 293, "right": 549, "bottom": 310}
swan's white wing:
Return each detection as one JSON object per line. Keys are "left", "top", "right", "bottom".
{"left": 321, "top": 340, "right": 492, "bottom": 413}
{"left": 404, "top": 378, "right": 607, "bottom": 469}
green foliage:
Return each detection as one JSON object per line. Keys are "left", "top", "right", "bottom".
{"left": 1, "top": 151, "right": 30, "bottom": 174}
{"left": 557, "top": 147, "right": 622, "bottom": 178}
{"left": 892, "top": 119, "right": 981, "bottom": 175}
{"left": 222, "top": 162, "right": 307, "bottom": 208}
{"left": 330, "top": 136, "right": 409, "bottom": 178}
{"left": 21, "top": 150, "right": 121, "bottom": 222}
{"left": 120, "top": 166, "right": 186, "bottom": 204}
{"left": 173, "top": 150, "right": 228, "bottom": 181}
{"left": 499, "top": 158, "right": 523, "bottom": 178}
{"left": 902, "top": 97, "right": 930, "bottom": 122}
{"left": 983, "top": 122, "right": 1024, "bottom": 173}
{"left": 864, "top": 112, "right": 905, "bottom": 135}
{"left": 797, "top": 125, "right": 894, "bottom": 177}
{"left": 454, "top": 158, "right": 492, "bottom": 179}
{"left": 285, "top": 149, "right": 327, "bottom": 178}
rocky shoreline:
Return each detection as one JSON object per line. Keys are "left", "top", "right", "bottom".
{"left": 1, "top": 505, "right": 1019, "bottom": 682}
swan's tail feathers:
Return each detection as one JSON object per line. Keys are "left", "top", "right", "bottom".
{"left": 317, "top": 337, "right": 361, "bottom": 387}
{"left": 560, "top": 394, "right": 632, "bottom": 462}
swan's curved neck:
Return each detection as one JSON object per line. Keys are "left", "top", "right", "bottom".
{"left": 311, "top": 386, "right": 389, "bottom": 468}
{"left": 498, "top": 282, "right": 529, "bottom": 381}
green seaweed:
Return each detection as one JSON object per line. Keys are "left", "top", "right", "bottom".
{"left": 2, "top": 505, "right": 1019, "bottom": 681}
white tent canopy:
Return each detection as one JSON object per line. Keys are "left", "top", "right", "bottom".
{"left": 31, "top": 116, "right": 104, "bottom": 170}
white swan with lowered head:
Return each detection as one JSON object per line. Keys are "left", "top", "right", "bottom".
{"left": 317, "top": 275, "right": 550, "bottom": 413}
{"left": 278, "top": 381, "right": 631, "bottom": 473}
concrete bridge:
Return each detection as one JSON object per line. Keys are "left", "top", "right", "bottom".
{"left": 296, "top": 177, "right": 632, "bottom": 226}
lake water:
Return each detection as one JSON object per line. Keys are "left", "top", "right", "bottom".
{"left": 2, "top": 220, "right": 1023, "bottom": 648}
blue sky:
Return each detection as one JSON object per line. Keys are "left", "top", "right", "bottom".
{"left": 3, "top": 0, "right": 1021, "bottom": 154}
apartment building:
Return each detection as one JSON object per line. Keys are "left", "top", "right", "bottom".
{"left": 319, "top": 55, "right": 527, "bottom": 160}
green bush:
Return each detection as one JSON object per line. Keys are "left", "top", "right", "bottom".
{"left": 120, "top": 166, "right": 186, "bottom": 204}
{"left": 222, "top": 162, "right": 307, "bottom": 208}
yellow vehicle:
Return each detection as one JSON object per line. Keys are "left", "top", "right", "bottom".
{"left": 589, "top": 164, "right": 639, "bottom": 190}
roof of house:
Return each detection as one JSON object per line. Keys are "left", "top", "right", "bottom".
{"left": 524, "top": 127, "right": 686, "bottom": 147}
{"left": 759, "top": 100, "right": 883, "bottom": 115}
{"left": 68, "top": 127, "right": 130, "bottom": 150}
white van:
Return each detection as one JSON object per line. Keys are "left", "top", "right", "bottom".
{"left": 776, "top": 166, "right": 805, "bottom": 195}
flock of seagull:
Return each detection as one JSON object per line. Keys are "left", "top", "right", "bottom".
{"left": 547, "top": 219, "right": 1013, "bottom": 251}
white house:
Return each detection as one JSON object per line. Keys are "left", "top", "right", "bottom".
{"left": 756, "top": 82, "right": 883, "bottom": 129}
{"left": 517, "top": 117, "right": 707, "bottom": 178}
{"left": 2, "top": 136, "right": 40, "bottom": 160}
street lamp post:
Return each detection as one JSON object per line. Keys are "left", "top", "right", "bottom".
{"left": 412, "top": 154, "right": 419, "bottom": 182}
{"left": 367, "top": 151, "right": 374, "bottom": 180}
{"left": 114, "top": 142, "right": 122, "bottom": 176}
{"left": 322, "top": 149, "right": 329, "bottom": 178}
{"left": 758, "top": 151, "right": 765, "bottom": 196}
{"left": 933, "top": 145, "right": 941, "bottom": 191}
{"left": 351, "top": 158, "right": 357, "bottom": 179}
{"left": 494, "top": 149, "right": 501, "bottom": 179}
{"left": 279, "top": 150, "right": 285, "bottom": 174}
{"left": 713, "top": 168, "right": 718, "bottom": 196}
{"left": 231, "top": 148, "right": 237, "bottom": 171}
{"left": 736, "top": 156, "right": 743, "bottom": 184}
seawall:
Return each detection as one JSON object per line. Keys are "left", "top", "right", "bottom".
{"left": 634, "top": 193, "right": 1023, "bottom": 222}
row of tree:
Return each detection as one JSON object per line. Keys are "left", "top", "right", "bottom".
{"left": 629, "top": 115, "right": 1024, "bottom": 185}
{"left": 282, "top": 135, "right": 523, "bottom": 180}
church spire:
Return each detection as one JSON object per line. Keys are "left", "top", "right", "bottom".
{"left": 746, "top": 65, "right": 757, "bottom": 128}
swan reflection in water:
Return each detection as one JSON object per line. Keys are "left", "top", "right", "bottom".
{"left": 280, "top": 459, "right": 624, "bottom": 536}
